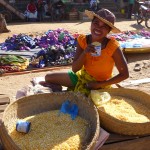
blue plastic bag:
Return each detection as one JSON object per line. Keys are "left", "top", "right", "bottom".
{"left": 59, "top": 100, "right": 78, "bottom": 120}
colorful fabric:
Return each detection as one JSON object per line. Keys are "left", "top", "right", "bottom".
{"left": 74, "top": 67, "right": 96, "bottom": 96}
{"left": 0, "top": 55, "right": 26, "bottom": 64}
{"left": 77, "top": 34, "right": 119, "bottom": 81}
{"left": 68, "top": 70, "right": 78, "bottom": 86}
{"left": 0, "top": 55, "right": 29, "bottom": 71}
{"left": 74, "top": 67, "right": 111, "bottom": 96}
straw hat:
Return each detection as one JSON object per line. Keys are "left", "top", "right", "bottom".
{"left": 85, "top": 8, "right": 121, "bottom": 33}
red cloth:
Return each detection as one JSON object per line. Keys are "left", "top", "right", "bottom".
{"left": 27, "top": 3, "right": 37, "bottom": 13}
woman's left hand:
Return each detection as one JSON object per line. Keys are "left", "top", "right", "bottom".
{"left": 86, "top": 81, "right": 103, "bottom": 90}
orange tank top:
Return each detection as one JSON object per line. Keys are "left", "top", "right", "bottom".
{"left": 77, "top": 34, "right": 120, "bottom": 81}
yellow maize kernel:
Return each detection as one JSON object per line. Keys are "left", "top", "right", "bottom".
{"left": 8, "top": 110, "right": 89, "bottom": 150}
{"left": 99, "top": 96, "right": 150, "bottom": 123}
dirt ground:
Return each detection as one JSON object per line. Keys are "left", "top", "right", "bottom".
{"left": 0, "top": 19, "right": 150, "bottom": 102}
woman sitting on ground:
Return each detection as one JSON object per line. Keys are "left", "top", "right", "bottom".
{"left": 41, "top": 8, "right": 129, "bottom": 96}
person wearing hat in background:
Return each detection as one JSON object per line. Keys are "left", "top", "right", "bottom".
{"left": 40, "top": 8, "right": 129, "bottom": 96}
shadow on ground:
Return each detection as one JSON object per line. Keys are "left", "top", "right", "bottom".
{"left": 130, "top": 23, "right": 146, "bottom": 30}
{"left": 126, "top": 53, "right": 150, "bottom": 63}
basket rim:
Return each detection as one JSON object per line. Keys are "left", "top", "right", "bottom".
{"left": 96, "top": 87, "right": 150, "bottom": 96}
{"left": 2, "top": 91, "right": 98, "bottom": 121}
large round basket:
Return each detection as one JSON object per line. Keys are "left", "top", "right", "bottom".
{"left": 0, "top": 92, "right": 100, "bottom": 150}
{"left": 97, "top": 88, "right": 150, "bottom": 136}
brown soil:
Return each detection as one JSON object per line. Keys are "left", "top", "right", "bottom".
{"left": 0, "top": 19, "right": 149, "bottom": 101}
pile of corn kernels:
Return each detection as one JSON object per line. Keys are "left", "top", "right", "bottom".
{"left": 8, "top": 110, "right": 89, "bottom": 150}
{"left": 99, "top": 96, "right": 150, "bottom": 123}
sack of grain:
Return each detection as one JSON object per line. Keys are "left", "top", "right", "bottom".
{"left": 90, "top": 90, "right": 111, "bottom": 106}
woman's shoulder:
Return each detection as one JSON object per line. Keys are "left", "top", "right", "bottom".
{"left": 105, "top": 38, "right": 120, "bottom": 56}
{"left": 107, "top": 37, "right": 120, "bottom": 47}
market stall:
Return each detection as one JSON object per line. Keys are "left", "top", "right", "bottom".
{"left": 108, "top": 29, "right": 150, "bottom": 53}
{"left": 0, "top": 28, "right": 78, "bottom": 74}
{"left": 0, "top": 29, "right": 150, "bottom": 75}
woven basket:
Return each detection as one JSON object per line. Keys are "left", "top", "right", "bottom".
{"left": 0, "top": 92, "right": 100, "bottom": 150}
{"left": 97, "top": 88, "right": 150, "bottom": 136}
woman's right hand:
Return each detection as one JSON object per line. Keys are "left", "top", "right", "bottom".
{"left": 84, "top": 44, "right": 96, "bottom": 54}
{"left": 72, "top": 43, "right": 95, "bottom": 72}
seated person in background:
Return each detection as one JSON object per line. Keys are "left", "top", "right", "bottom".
{"left": 36, "top": 0, "right": 45, "bottom": 21}
{"left": 26, "top": 0, "right": 38, "bottom": 21}
{"left": 52, "top": 0, "right": 65, "bottom": 20}
{"left": 44, "top": 1, "right": 52, "bottom": 16}
{"left": 44, "top": 1, "right": 55, "bottom": 21}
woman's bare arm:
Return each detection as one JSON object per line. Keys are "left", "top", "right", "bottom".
{"left": 72, "top": 42, "right": 96, "bottom": 72}
{"left": 86, "top": 47, "right": 129, "bottom": 89}
{"left": 72, "top": 43, "right": 85, "bottom": 72}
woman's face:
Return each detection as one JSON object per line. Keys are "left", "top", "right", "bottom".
{"left": 91, "top": 17, "right": 111, "bottom": 41}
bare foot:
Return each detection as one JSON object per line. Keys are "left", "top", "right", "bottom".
{"left": 39, "top": 81, "right": 49, "bottom": 87}
{"left": 39, "top": 81, "right": 62, "bottom": 92}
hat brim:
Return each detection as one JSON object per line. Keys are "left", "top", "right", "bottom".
{"left": 85, "top": 10, "right": 121, "bottom": 33}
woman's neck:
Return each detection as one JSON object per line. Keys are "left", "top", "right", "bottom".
{"left": 92, "top": 37, "right": 106, "bottom": 43}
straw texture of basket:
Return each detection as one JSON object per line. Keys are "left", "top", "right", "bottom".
{"left": 97, "top": 88, "right": 150, "bottom": 136}
{"left": 0, "top": 92, "right": 100, "bottom": 150}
